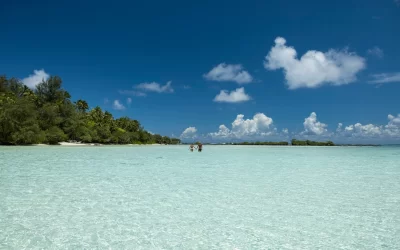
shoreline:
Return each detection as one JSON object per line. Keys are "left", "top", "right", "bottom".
{"left": 1, "top": 143, "right": 386, "bottom": 147}
{"left": 10, "top": 144, "right": 383, "bottom": 147}
{"left": 32, "top": 142, "right": 165, "bottom": 146}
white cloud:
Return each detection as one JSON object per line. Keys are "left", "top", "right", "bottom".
{"left": 209, "top": 113, "right": 275, "bottom": 139}
{"left": 264, "top": 37, "right": 366, "bottom": 89}
{"left": 336, "top": 123, "right": 343, "bottom": 132}
{"left": 302, "top": 112, "right": 328, "bottom": 135}
{"left": 126, "top": 98, "right": 132, "bottom": 104}
{"left": 343, "top": 123, "right": 383, "bottom": 137}
{"left": 180, "top": 127, "right": 197, "bottom": 138}
{"left": 333, "top": 114, "right": 400, "bottom": 139}
{"left": 119, "top": 90, "right": 147, "bottom": 97}
{"left": 22, "top": 69, "right": 50, "bottom": 89}
{"left": 213, "top": 87, "right": 251, "bottom": 103}
{"left": 369, "top": 73, "right": 400, "bottom": 84}
{"left": 206, "top": 112, "right": 400, "bottom": 143}
{"left": 204, "top": 63, "right": 253, "bottom": 84}
{"left": 388, "top": 114, "right": 400, "bottom": 126}
{"left": 367, "top": 47, "right": 384, "bottom": 58}
{"left": 112, "top": 100, "right": 125, "bottom": 110}
{"left": 209, "top": 125, "right": 232, "bottom": 138}
{"left": 232, "top": 113, "right": 273, "bottom": 137}
{"left": 385, "top": 114, "right": 400, "bottom": 137}
{"left": 183, "top": 85, "right": 191, "bottom": 89}
{"left": 135, "top": 81, "right": 174, "bottom": 93}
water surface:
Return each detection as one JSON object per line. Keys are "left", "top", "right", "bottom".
{"left": 1, "top": 146, "right": 399, "bottom": 249}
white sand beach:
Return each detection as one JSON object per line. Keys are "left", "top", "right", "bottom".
{"left": 34, "top": 142, "right": 164, "bottom": 146}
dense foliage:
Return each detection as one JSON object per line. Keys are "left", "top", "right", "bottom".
{"left": 291, "top": 139, "right": 335, "bottom": 146}
{"left": 0, "top": 75, "right": 180, "bottom": 145}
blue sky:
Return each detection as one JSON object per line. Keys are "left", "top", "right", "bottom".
{"left": 1, "top": 0, "right": 400, "bottom": 143}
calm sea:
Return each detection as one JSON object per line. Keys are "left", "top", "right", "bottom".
{"left": 1, "top": 145, "right": 399, "bottom": 249}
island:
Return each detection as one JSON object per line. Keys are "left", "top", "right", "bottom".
{"left": 0, "top": 75, "right": 181, "bottom": 145}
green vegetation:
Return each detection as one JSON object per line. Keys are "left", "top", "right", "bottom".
{"left": 0, "top": 75, "right": 181, "bottom": 145}
{"left": 291, "top": 139, "right": 335, "bottom": 146}
{"left": 232, "top": 141, "right": 289, "bottom": 145}
{"left": 335, "top": 144, "right": 380, "bottom": 146}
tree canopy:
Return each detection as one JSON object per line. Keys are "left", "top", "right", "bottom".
{"left": 0, "top": 74, "right": 180, "bottom": 145}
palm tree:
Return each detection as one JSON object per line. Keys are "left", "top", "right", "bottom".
{"left": 75, "top": 99, "right": 89, "bottom": 112}
{"left": 89, "top": 106, "right": 104, "bottom": 124}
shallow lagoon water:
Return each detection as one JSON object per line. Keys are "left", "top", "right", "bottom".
{"left": 1, "top": 145, "right": 400, "bottom": 249}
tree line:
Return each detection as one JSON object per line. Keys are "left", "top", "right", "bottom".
{"left": 232, "top": 141, "right": 289, "bottom": 145}
{"left": 291, "top": 139, "right": 335, "bottom": 146}
{"left": 0, "top": 75, "right": 181, "bottom": 145}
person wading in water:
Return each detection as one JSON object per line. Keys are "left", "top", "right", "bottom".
{"left": 196, "top": 143, "right": 203, "bottom": 152}
{"left": 189, "top": 144, "right": 195, "bottom": 152}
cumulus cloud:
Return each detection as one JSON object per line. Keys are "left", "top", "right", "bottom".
{"left": 302, "top": 112, "right": 328, "bottom": 135}
{"left": 232, "top": 113, "right": 273, "bottom": 137}
{"left": 135, "top": 81, "right": 174, "bottom": 93}
{"left": 385, "top": 114, "right": 400, "bottom": 137}
{"left": 367, "top": 46, "right": 384, "bottom": 58}
{"left": 180, "top": 127, "right": 197, "bottom": 138}
{"left": 209, "top": 125, "right": 231, "bottom": 138}
{"left": 204, "top": 63, "right": 253, "bottom": 84}
{"left": 282, "top": 128, "right": 289, "bottom": 134}
{"left": 213, "top": 87, "right": 251, "bottom": 103}
{"left": 22, "top": 69, "right": 50, "bottom": 89}
{"left": 112, "top": 100, "right": 125, "bottom": 110}
{"left": 126, "top": 98, "right": 132, "bottom": 105}
{"left": 369, "top": 73, "right": 400, "bottom": 84}
{"left": 333, "top": 114, "right": 400, "bottom": 139}
{"left": 264, "top": 37, "right": 366, "bottom": 89}
{"left": 342, "top": 123, "right": 383, "bottom": 138}
{"left": 209, "top": 113, "right": 275, "bottom": 139}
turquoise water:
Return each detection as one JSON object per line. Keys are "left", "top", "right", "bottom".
{"left": 1, "top": 145, "right": 399, "bottom": 249}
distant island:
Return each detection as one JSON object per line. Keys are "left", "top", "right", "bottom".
{"left": 183, "top": 140, "right": 380, "bottom": 146}
{"left": 0, "top": 75, "right": 181, "bottom": 145}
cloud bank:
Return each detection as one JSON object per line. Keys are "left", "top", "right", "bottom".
{"left": 181, "top": 112, "right": 400, "bottom": 143}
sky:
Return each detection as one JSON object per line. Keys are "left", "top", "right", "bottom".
{"left": 1, "top": 0, "right": 400, "bottom": 143}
